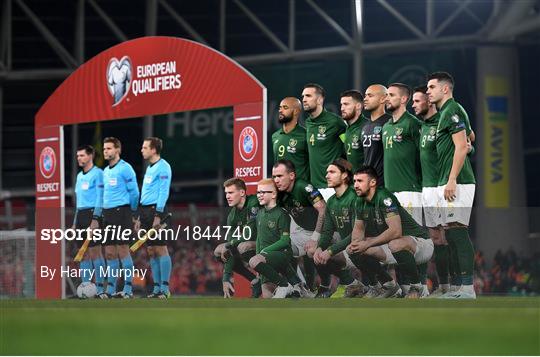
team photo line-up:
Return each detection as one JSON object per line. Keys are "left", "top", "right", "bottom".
{"left": 72, "top": 70, "right": 477, "bottom": 299}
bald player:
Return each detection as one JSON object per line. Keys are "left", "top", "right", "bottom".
{"left": 272, "top": 97, "right": 309, "bottom": 182}
{"left": 362, "top": 85, "right": 391, "bottom": 185}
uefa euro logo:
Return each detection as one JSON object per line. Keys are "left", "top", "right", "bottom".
{"left": 238, "top": 126, "right": 258, "bottom": 162}
{"left": 39, "top": 146, "right": 57, "bottom": 179}
{"left": 106, "top": 56, "right": 132, "bottom": 106}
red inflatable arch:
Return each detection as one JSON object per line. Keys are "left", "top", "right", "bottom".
{"left": 35, "top": 37, "right": 266, "bottom": 298}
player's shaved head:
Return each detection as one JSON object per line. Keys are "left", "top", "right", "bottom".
{"left": 279, "top": 97, "right": 302, "bottom": 124}
{"left": 283, "top": 97, "right": 301, "bottom": 110}
{"left": 363, "top": 84, "right": 388, "bottom": 112}
{"left": 366, "top": 84, "right": 387, "bottom": 95}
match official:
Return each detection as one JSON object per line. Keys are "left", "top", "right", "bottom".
{"left": 102, "top": 137, "right": 139, "bottom": 298}
{"left": 72, "top": 145, "right": 105, "bottom": 297}
{"left": 137, "top": 137, "right": 172, "bottom": 298}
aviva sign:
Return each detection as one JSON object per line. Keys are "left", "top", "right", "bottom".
{"left": 483, "top": 76, "right": 509, "bottom": 208}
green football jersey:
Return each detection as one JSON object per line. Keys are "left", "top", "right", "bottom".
{"left": 256, "top": 205, "right": 292, "bottom": 254}
{"left": 420, "top": 113, "right": 440, "bottom": 188}
{"left": 436, "top": 98, "right": 476, "bottom": 185}
{"left": 225, "top": 194, "right": 260, "bottom": 245}
{"left": 272, "top": 125, "right": 309, "bottom": 181}
{"left": 278, "top": 179, "right": 323, "bottom": 231}
{"left": 382, "top": 111, "right": 422, "bottom": 192}
{"left": 343, "top": 115, "right": 368, "bottom": 172}
{"left": 305, "top": 109, "right": 347, "bottom": 188}
{"left": 355, "top": 187, "right": 428, "bottom": 239}
{"left": 318, "top": 186, "right": 357, "bottom": 254}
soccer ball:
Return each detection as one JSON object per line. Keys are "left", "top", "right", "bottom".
{"left": 77, "top": 282, "right": 97, "bottom": 299}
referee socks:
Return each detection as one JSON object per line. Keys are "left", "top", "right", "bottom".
{"left": 150, "top": 257, "right": 161, "bottom": 294}
{"left": 121, "top": 256, "right": 134, "bottom": 294}
{"left": 92, "top": 257, "right": 106, "bottom": 294}
{"left": 158, "top": 255, "right": 172, "bottom": 294}
{"left": 106, "top": 258, "right": 119, "bottom": 295}
{"left": 80, "top": 260, "right": 92, "bottom": 283}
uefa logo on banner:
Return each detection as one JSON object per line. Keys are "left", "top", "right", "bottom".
{"left": 106, "top": 56, "right": 132, "bottom": 106}
{"left": 238, "top": 126, "right": 258, "bottom": 162}
{"left": 39, "top": 146, "right": 57, "bottom": 179}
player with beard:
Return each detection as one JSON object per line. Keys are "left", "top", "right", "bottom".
{"left": 340, "top": 90, "right": 368, "bottom": 172}
{"left": 427, "top": 71, "right": 477, "bottom": 298}
{"left": 348, "top": 166, "right": 433, "bottom": 298}
{"left": 272, "top": 97, "right": 310, "bottom": 182}
{"left": 303, "top": 83, "right": 347, "bottom": 201}
{"left": 311, "top": 159, "right": 366, "bottom": 298}
{"left": 362, "top": 84, "right": 391, "bottom": 185}
{"left": 382, "top": 83, "right": 422, "bottom": 224}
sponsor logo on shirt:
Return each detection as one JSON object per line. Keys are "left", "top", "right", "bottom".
{"left": 372, "top": 126, "right": 382, "bottom": 141}
{"left": 352, "top": 135, "right": 360, "bottom": 149}
{"left": 427, "top": 126, "right": 437, "bottom": 141}
{"left": 393, "top": 127, "right": 404, "bottom": 142}
{"left": 287, "top": 138, "right": 297, "bottom": 153}
{"left": 317, "top": 126, "right": 327, "bottom": 140}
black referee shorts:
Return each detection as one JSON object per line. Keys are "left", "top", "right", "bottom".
{"left": 139, "top": 205, "right": 167, "bottom": 246}
{"left": 74, "top": 208, "right": 101, "bottom": 247}
{"left": 102, "top": 205, "right": 134, "bottom": 246}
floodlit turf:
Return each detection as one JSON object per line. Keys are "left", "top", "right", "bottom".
{"left": 1, "top": 297, "right": 539, "bottom": 355}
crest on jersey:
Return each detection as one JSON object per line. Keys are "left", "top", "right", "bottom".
{"left": 289, "top": 138, "right": 297, "bottom": 147}
{"left": 429, "top": 127, "right": 437, "bottom": 136}
{"left": 383, "top": 198, "right": 392, "bottom": 207}
{"left": 352, "top": 135, "right": 359, "bottom": 143}
{"left": 249, "top": 206, "right": 259, "bottom": 219}
{"left": 318, "top": 126, "right": 326, "bottom": 135}
{"left": 395, "top": 127, "right": 403, "bottom": 136}
{"left": 39, "top": 146, "right": 57, "bottom": 179}
{"left": 107, "top": 56, "right": 132, "bottom": 106}
{"left": 238, "top": 126, "right": 258, "bottom": 162}
{"left": 267, "top": 220, "right": 276, "bottom": 229}
{"left": 373, "top": 126, "right": 382, "bottom": 134}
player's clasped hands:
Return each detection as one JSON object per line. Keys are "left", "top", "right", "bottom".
{"left": 347, "top": 239, "right": 370, "bottom": 254}
{"left": 313, "top": 247, "right": 331, "bottom": 265}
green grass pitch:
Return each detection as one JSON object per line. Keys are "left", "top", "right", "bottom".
{"left": 1, "top": 297, "right": 539, "bottom": 355}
